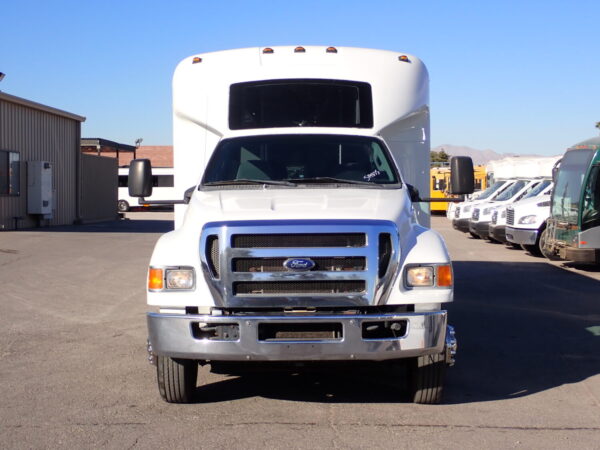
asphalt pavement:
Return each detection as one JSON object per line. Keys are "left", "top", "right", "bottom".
{"left": 0, "top": 213, "right": 598, "bottom": 449}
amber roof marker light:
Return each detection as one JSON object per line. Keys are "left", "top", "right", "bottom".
{"left": 326, "top": 47, "right": 338, "bottom": 53}
{"left": 192, "top": 57, "right": 202, "bottom": 64}
{"left": 398, "top": 55, "right": 411, "bottom": 63}
{"left": 294, "top": 46, "right": 306, "bottom": 53}
{"left": 262, "top": 48, "right": 274, "bottom": 54}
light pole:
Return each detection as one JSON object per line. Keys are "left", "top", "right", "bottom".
{"left": 134, "top": 138, "right": 143, "bottom": 160}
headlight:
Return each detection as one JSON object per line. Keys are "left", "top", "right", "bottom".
{"left": 148, "top": 266, "right": 195, "bottom": 291}
{"left": 406, "top": 266, "right": 433, "bottom": 286}
{"left": 518, "top": 215, "right": 537, "bottom": 225}
{"left": 166, "top": 269, "right": 195, "bottom": 289}
{"left": 405, "top": 264, "right": 452, "bottom": 288}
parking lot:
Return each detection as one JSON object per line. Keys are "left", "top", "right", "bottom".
{"left": 1, "top": 213, "right": 599, "bottom": 449}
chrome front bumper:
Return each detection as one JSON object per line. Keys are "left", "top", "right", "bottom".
{"left": 469, "top": 220, "right": 490, "bottom": 238}
{"left": 452, "top": 218, "right": 470, "bottom": 233}
{"left": 147, "top": 311, "right": 450, "bottom": 362}
{"left": 488, "top": 224, "right": 507, "bottom": 243}
{"left": 505, "top": 227, "right": 538, "bottom": 245}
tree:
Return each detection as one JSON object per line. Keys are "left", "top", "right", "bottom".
{"left": 431, "top": 149, "right": 449, "bottom": 163}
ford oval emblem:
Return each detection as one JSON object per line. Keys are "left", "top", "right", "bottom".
{"left": 283, "top": 258, "right": 316, "bottom": 271}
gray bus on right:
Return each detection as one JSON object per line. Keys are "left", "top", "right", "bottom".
{"left": 543, "top": 137, "right": 600, "bottom": 265}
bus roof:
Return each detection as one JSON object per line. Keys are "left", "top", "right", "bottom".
{"left": 569, "top": 136, "right": 600, "bottom": 151}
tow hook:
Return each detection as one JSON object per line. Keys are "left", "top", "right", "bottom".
{"left": 445, "top": 325, "right": 457, "bottom": 366}
{"left": 147, "top": 339, "right": 157, "bottom": 366}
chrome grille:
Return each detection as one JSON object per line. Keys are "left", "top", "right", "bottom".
{"left": 234, "top": 281, "right": 366, "bottom": 295}
{"left": 506, "top": 208, "right": 515, "bottom": 225}
{"left": 232, "top": 233, "right": 365, "bottom": 248}
{"left": 200, "top": 220, "right": 399, "bottom": 308}
{"left": 233, "top": 257, "right": 366, "bottom": 272}
{"left": 206, "top": 235, "right": 220, "bottom": 278}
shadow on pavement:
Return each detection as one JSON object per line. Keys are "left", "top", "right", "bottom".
{"left": 16, "top": 218, "right": 174, "bottom": 234}
{"left": 444, "top": 260, "right": 600, "bottom": 404}
{"left": 192, "top": 367, "right": 408, "bottom": 404}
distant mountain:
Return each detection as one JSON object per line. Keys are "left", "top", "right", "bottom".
{"left": 432, "top": 145, "right": 539, "bottom": 166}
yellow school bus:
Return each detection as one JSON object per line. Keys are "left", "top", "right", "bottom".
{"left": 430, "top": 164, "right": 487, "bottom": 213}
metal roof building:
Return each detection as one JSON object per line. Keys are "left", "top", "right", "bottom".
{"left": 0, "top": 92, "right": 88, "bottom": 230}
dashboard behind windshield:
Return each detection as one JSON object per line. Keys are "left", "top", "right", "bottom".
{"left": 202, "top": 135, "right": 400, "bottom": 186}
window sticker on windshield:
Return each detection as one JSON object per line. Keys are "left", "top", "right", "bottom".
{"left": 363, "top": 169, "right": 381, "bottom": 181}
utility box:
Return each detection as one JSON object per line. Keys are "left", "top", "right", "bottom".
{"left": 27, "top": 161, "right": 53, "bottom": 216}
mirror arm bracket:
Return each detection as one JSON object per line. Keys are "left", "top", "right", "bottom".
{"left": 137, "top": 198, "right": 188, "bottom": 206}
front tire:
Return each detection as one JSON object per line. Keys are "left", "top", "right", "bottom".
{"left": 407, "top": 352, "right": 446, "bottom": 404}
{"left": 157, "top": 355, "right": 198, "bottom": 403}
{"left": 539, "top": 228, "right": 560, "bottom": 260}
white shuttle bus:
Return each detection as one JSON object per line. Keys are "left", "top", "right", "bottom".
{"left": 128, "top": 46, "right": 474, "bottom": 404}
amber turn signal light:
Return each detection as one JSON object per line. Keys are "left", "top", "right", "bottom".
{"left": 148, "top": 268, "right": 164, "bottom": 290}
{"left": 436, "top": 265, "right": 453, "bottom": 287}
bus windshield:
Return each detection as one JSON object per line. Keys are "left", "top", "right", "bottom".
{"left": 475, "top": 181, "right": 507, "bottom": 201}
{"left": 202, "top": 134, "right": 400, "bottom": 186}
{"left": 551, "top": 148, "right": 595, "bottom": 224}
{"left": 495, "top": 180, "right": 528, "bottom": 201}
{"left": 521, "top": 179, "right": 551, "bottom": 200}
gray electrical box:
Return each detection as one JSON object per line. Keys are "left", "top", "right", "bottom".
{"left": 27, "top": 161, "right": 53, "bottom": 216}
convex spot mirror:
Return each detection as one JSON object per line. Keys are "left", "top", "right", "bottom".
{"left": 449, "top": 156, "right": 475, "bottom": 195}
{"left": 128, "top": 159, "right": 153, "bottom": 198}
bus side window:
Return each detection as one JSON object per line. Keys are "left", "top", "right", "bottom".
{"left": 156, "top": 175, "right": 174, "bottom": 187}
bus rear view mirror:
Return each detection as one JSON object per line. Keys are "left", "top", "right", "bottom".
{"left": 129, "top": 159, "right": 153, "bottom": 198}
{"left": 449, "top": 156, "right": 475, "bottom": 195}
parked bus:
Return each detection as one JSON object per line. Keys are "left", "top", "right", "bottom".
{"left": 127, "top": 46, "right": 474, "bottom": 404}
{"left": 543, "top": 137, "right": 600, "bottom": 264}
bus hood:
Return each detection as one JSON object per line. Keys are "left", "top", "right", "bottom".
{"left": 185, "top": 187, "right": 411, "bottom": 224}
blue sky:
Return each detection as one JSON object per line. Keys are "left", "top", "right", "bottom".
{"left": 2, "top": 0, "right": 598, "bottom": 156}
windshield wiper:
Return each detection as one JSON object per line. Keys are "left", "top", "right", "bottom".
{"left": 286, "top": 177, "right": 383, "bottom": 186}
{"left": 203, "top": 178, "right": 297, "bottom": 187}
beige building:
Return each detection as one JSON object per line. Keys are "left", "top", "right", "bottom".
{"left": 0, "top": 92, "right": 119, "bottom": 230}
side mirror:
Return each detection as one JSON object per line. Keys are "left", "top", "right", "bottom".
{"left": 129, "top": 159, "right": 153, "bottom": 198}
{"left": 449, "top": 156, "right": 475, "bottom": 195}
